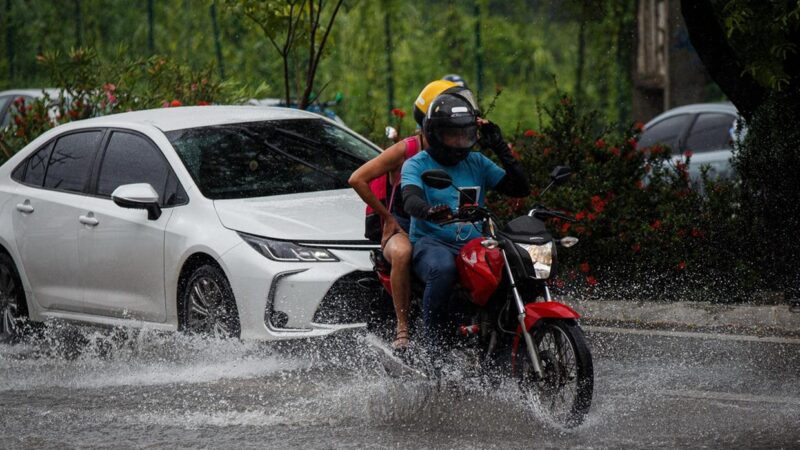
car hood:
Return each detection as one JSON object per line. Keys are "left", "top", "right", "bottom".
{"left": 213, "top": 189, "right": 368, "bottom": 242}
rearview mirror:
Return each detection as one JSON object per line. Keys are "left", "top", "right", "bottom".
{"left": 550, "top": 166, "right": 572, "bottom": 185}
{"left": 111, "top": 183, "right": 162, "bottom": 220}
{"left": 421, "top": 169, "right": 453, "bottom": 190}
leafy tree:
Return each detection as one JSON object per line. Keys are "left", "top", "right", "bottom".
{"left": 223, "top": 0, "right": 344, "bottom": 109}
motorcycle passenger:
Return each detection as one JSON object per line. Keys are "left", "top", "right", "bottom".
{"left": 348, "top": 79, "right": 462, "bottom": 350}
{"left": 401, "top": 92, "right": 529, "bottom": 347}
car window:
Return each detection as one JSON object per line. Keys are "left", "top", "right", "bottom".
{"left": 96, "top": 131, "right": 172, "bottom": 204}
{"left": 17, "top": 142, "right": 54, "bottom": 186}
{"left": 638, "top": 114, "right": 693, "bottom": 153}
{"left": 167, "top": 118, "right": 380, "bottom": 200}
{"left": 44, "top": 131, "right": 103, "bottom": 193}
{"left": 684, "top": 113, "right": 736, "bottom": 153}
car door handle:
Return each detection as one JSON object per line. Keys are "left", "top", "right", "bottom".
{"left": 79, "top": 214, "right": 99, "bottom": 227}
{"left": 15, "top": 201, "right": 34, "bottom": 214}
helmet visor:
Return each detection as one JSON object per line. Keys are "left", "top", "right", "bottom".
{"left": 437, "top": 125, "right": 477, "bottom": 149}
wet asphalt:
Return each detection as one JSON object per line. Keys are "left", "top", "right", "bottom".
{"left": 1, "top": 323, "right": 798, "bottom": 449}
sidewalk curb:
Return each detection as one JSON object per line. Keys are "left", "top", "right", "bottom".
{"left": 566, "top": 299, "right": 800, "bottom": 337}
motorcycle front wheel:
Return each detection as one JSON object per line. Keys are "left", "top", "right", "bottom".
{"left": 515, "top": 320, "right": 593, "bottom": 428}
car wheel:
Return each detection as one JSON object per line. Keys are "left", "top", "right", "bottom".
{"left": 0, "top": 253, "right": 29, "bottom": 342}
{"left": 180, "top": 264, "right": 240, "bottom": 339}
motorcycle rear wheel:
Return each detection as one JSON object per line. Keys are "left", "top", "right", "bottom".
{"left": 516, "top": 320, "right": 593, "bottom": 428}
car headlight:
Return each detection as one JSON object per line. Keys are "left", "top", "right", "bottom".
{"left": 516, "top": 242, "right": 553, "bottom": 279}
{"left": 239, "top": 233, "right": 339, "bottom": 262}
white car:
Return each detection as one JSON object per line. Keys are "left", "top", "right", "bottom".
{"left": 0, "top": 106, "right": 381, "bottom": 341}
{"left": 639, "top": 103, "right": 740, "bottom": 185}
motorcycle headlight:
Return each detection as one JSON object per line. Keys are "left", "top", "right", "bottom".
{"left": 239, "top": 233, "right": 339, "bottom": 262}
{"left": 516, "top": 242, "right": 553, "bottom": 279}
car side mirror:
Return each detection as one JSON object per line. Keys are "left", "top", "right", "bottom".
{"left": 111, "top": 183, "right": 162, "bottom": 220}
{"left": 421, "top": 169, "right": 453, "bottom": 190}
{"left": 550, "top": 166, "right": 572, "bottom": 185}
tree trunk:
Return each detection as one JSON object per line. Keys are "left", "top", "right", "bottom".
{"left": 147, "top": 0, "right": 155, "bottom": 53}
{"left": 383, "top": 0, "right": 395, "bottom": 118}
{"left": 74, "top": 0, "right": 83, "bottom": 47}
{"left": 680, "top": 0, "right": 765, "bottom": 119}
{"left": 575, "top": 19, "right": 585, "bottom": 103}
{"left": 210, "top": 1, "right": 225, "bottom": 79}
{"left": 5, "top": 0, "right": 13, "bottom": 82}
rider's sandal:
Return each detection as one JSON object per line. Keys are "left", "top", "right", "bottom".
{"left": 392, "top": 329, "right": 410, "bottom": 351}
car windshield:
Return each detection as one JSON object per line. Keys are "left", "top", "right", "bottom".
{"left": 166, "top": 119, "right": 379, "bottom": 200}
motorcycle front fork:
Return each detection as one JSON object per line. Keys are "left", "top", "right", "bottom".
{"left": 500, "top": 248, "right": 545, "bottom": 380}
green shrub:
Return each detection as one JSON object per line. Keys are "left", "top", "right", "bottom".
{"left": 492, "top": 95, "right": 759, "bottom": 302}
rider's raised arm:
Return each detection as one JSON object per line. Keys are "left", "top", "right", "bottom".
{"left": 478, "top": 121, "right": 529, "bottom": 197}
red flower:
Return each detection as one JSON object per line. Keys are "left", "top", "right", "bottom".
{"left": 13, "top": 116, "right": 23, "bottom": 126}
{"left": 560, "top": 222, "right": 572, "bottom": 234}
{"left": 543, "top": 147, "right": 552, "bottom": 156}
{"left": 524, "top": 129, "right": 538, "bottom": 138}
{"left": 595, "top": 138, "right": 606, "bottom": 149}
{"left": 631, "top": 243, "right": 641, "bottom": 253}
{"left": 587, "top": 212, "right": 597, "bottom": 221}
{"left": 627, "top": 138, "right": 638, "bottom": 149}
{"left": 676, "top": 261, "right": 687, "bottom": 271}
{"left": 579, "top": 262, "right": 590, "bottom": 273}
{"left": 684, "top": 150, "right": 693, "bottom": 158}
{"left": 170, "top": 99, "right": 183, "bottom": 107}
{"left": 610, "top": 146, "right": 621, "bottom": 157}
{"left": 197, "top": 100, "right": 210, "bottom": 106}
{"left": 391, "top": 108, "right": 406, "bottom": 119}
{"left": 634, "top": 121, "right": 645, "bottom": 132}
{"left": 691, "top": 228, "right": 703, "bottom": 238}
{"left": 635, "top": 180, "right": 645, "bottom": 190}
{"left": 590, "top": 195, "right": 606, "bottom": 213}
{"left": 586, "top": 276, "right": 598, "bottom": 286}
{"left": 650, "top": 219, "right": 662, "bottom": 231}
{"left": 554, "top": 279, "right": 566, "bottom": 289}
{"left": 575, "top": 210, "right": 587, "bottom": 221}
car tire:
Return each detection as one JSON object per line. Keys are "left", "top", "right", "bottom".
{"left": 180, "top": 264, "right": 241, "bottom": 339}
{"left": 0, "top": 252, "right": 31, "bottom": 342}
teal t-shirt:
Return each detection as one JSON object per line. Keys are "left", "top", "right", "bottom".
{"left": 401, "top": 150, "right": 506, "bottom": 245}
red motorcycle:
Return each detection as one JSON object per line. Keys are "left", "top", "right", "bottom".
{"left": 369, "top": 166, "right": 593, "bottom": 427}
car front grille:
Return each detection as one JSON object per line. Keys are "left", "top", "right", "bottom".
{"left": 312, "top": 270, "right": 381, "bottom": 324}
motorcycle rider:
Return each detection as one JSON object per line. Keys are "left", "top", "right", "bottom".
{"left": 401, "top": 92, "right": 529, "bottom": 347}
{"left": 349, "top": 79, "right": 463, "bottom": 350}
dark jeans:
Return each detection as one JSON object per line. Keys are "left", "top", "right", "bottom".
{"left": 412, "top": 236, "right": 461, "bottom": 346}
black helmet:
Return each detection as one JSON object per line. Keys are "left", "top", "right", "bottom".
{"left": 442, "top": 86, "right": 481, "bottom": 117}
{"left": 423, "top": 92, "right": 478, "bottom": 166}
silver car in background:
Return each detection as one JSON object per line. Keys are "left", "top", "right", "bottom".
{"left": 639, "top": 103, "right": 740, "bottom": 185}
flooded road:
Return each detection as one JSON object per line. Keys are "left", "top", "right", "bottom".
{"left": 1, "top": 324, "right": 799, "bottom": 449}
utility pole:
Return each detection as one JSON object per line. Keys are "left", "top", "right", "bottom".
{"left": 383, "top": 0, "right": 395, "bottom": 119}
{"left": 210, "top": 0, "right": 225, "bottom": 78}
{"left": 147, "top": 0, "right": 155, "bottom": 53}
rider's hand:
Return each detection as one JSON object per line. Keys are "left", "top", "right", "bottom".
{"left": 478, "top": 121, "right": 505, "bottom": 150}
{"left": 380, "top": 216, "right": 406, "bottom": 249}
{"left": 425, "top": 204, "right": 454, "bottom": 224}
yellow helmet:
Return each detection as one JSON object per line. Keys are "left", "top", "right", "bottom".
{"left": 414, "top": 79, "right": 457, "bottom": 126}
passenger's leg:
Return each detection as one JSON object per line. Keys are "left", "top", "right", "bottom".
{"left": 382, "top": 233, "right": 413, "bottom": 348}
